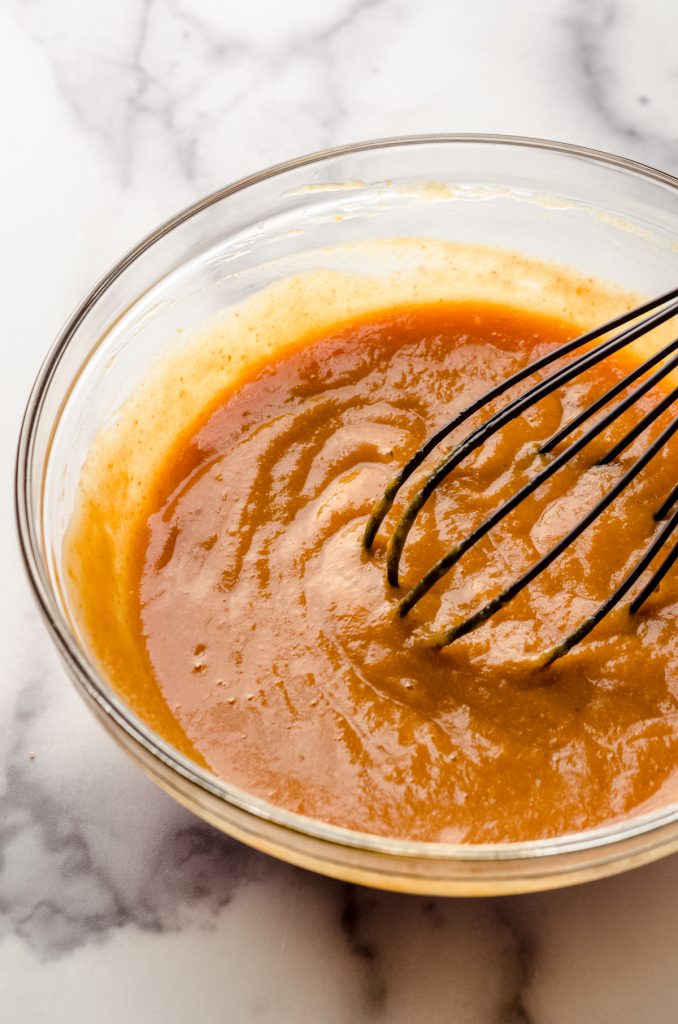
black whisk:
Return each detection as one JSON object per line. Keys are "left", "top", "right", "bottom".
{"left": 363, "top": 286, "right": 678, "bottom": 666}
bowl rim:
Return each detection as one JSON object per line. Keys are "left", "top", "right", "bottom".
{"left": 16, "top": 132, "right": 678, "bottom": 864}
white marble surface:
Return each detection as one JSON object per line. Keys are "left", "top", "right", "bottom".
{"left": 3, "top": 0, "right": 678, "bottom": 1020}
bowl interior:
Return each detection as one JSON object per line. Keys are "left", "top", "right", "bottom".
{"left": 18, "top": 136, "right": 678, "bottom": 891}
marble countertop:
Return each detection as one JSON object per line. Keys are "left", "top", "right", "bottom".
{"left": 3, "top": 0, "right": 678, "bottom": 1020}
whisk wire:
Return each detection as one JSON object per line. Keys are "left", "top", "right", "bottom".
{"left": 363, "top": 286, "right": 678, "bottom": 552}
{"left": 542, "top": 501, "right": 678, "bottom": 666}
{"left": 425, "top": 409, "right": 678, "bottom": 656}
{"left": 398, "top": 356, "right": 678, "bottom": 617}
{"left": 598, "top": 380, "right": 678, "bottom": 464}
{"left": 540, "top": 334, "right": 678, "bottom": 454}
{"left": 629, "top": 518, "right": 678, "bottom": 614}
{"left": 656, "top": 482, "right": 678, "bottom": 521}
{"left": 385, "top": 296, "right": 678, "bottom": 586}
{"left": 366, "top": 286, "right": 678, "bottom": 663}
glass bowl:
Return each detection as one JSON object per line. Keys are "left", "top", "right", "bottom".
{"left": 16, "top": 134, "right": 678, "bottom": 896}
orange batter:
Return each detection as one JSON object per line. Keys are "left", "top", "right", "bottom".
{"left": 75, "top": 301, "right": 678, "bottom": 842}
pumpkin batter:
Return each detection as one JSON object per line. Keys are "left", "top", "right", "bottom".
{"left": 64, "top": 240, "right": 678, "bottom": 843}
{"left": 95, "top": 300, "right": 677, "bottom": 843}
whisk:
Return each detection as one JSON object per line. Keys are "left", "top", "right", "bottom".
{"left": 363, "top": 286, "right": 678, "bottom": 666}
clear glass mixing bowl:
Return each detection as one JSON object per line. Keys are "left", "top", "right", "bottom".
{"left": 16, "top": 135, "right": 678, "bottom": 895}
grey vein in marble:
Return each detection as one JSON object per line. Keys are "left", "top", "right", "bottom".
{"left": 11, "top": 0, "right": 393, "bottom": 194}
{"left": 0, "top": 643, "right": 269, "bottom": 961}
{"left": 567, "top": 0, "right": 678, "bottom": 171}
